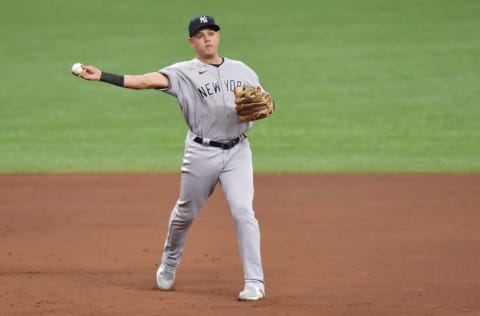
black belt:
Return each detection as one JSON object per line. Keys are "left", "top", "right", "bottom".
{"left": 193, "top": 135, "right": 245, "bottom": 150}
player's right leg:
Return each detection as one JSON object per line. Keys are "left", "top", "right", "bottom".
{"left": 157, "top": 135, "right": 222, "bottom": 290}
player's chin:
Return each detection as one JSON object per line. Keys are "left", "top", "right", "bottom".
{"left": 201, "top": 51, "right": 217, "bottom": 60}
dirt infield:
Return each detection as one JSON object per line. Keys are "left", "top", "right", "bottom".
{"left": 1, "top": 174, "right": 479, "bottom": 315}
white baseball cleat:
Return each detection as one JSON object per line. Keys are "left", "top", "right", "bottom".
{"left": 238, "top": 283, "right": 265, "bottom": 301}
{"left": 156, "top": 264, "right": 176, "bottom": 290}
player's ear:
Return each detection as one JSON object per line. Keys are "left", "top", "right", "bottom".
{"left": 188, "top": 37, "right": 194, "bottom": 48}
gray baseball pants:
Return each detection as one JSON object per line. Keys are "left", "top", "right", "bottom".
{"left": 161, "top": 131, "right": 264, "bottom": 284}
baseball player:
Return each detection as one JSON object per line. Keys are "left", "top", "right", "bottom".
{"left": 73, "top": 15, "right": 274, "bottom": 301}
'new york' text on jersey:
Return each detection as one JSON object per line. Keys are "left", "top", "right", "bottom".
{"left": 159, "top": 57, "right": 261, "bottom": 141}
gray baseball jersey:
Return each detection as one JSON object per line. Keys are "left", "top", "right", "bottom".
{"left": 159, "top": 57, "right": 260, "bottom": 141}
{"left": 157, "top": 56, "right": 265, "bottom": 289}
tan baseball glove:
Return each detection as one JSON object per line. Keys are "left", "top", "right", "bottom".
{"left": 234, "top": 86, "right": 274, "bottom": 122}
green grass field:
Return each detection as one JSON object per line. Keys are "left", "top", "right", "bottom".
{"left": 1, "top": 0, "right": 479, "bottom": 173}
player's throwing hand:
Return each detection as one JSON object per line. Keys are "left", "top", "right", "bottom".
{"left": 76, "top": 65, "right": 101, "bottom": 81}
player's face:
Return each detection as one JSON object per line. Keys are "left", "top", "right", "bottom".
{"left": 189, "top": 29, "right": 220, "bottom": 59}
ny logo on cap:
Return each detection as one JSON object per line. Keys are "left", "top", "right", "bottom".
{"left": 200, "top": 16, "right": 208, "bottom": 23}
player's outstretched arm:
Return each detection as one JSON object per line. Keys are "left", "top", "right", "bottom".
{"left": 124, "top": 72, "right": 169, "bottom": 89}
{"left": 72, "top": 63, "right": 169, "bottom": 89}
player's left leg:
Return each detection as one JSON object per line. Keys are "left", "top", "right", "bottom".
{"left": 219, "top": 138, "right": 265, "bottom": 299}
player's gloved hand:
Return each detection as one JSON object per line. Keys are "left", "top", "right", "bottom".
{"left": 234, "top": 86, "right": 274, "bottom": 122}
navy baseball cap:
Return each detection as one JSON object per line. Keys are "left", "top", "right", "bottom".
{"left": 188, "top": 15, "right": 220, "bottom": 37}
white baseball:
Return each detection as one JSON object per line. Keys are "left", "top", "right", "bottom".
{"left": 71, "top": 62, "right": 83, "bottom": 75}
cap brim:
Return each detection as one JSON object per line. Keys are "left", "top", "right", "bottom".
{"left": 190, "top": 25, "right": 220, "bottom": 37}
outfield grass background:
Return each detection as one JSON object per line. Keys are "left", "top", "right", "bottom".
{"left": 1, "top": 0, "right": 479, "bottom": 173}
